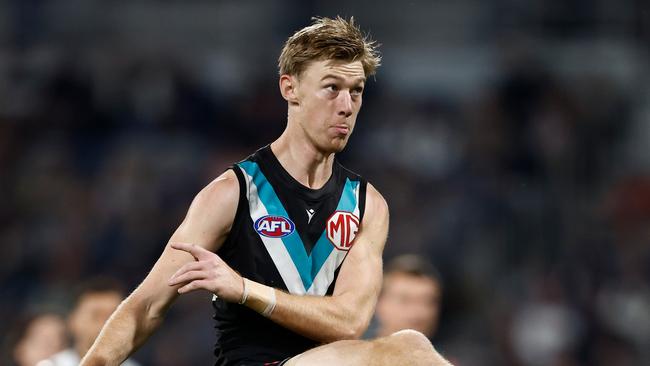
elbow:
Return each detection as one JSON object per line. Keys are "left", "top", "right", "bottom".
{"left": 320, "top": 326, "right": 357, "bottom": 343}
{"left": 144, "top": 300, "right": 166, "bottom": 322}
{"left": 340, "top": 323, "right": 367, "bottom": 341}
{"left": 328, "top": 317, "right": 370, "bottom": 342}
{"left": 350, "top": 317, "right": 371, "bottom": 339}
{"left": 121, "top": 294, "right": 165, "bottom": 335}
{"left": 335, "top": 304, "right": 374, "bottom": 341}
{"left": 318, "top": 297, "right": 373, "bottom": 342}
{"left": 128, "top": 292, "right": 167, "bottom": 324}
{"left": 337, "top": 327, "right": 359, "bottom": 341}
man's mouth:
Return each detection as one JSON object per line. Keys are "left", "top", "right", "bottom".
{"left": 332, "top": 124, "right": 350, "bottom": 135}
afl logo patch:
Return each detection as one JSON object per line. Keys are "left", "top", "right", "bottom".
{"left": 326, "top": 211, "right": 360, "bottom": 251}
{"left": 255, "top": 215, "right": 295, "bottom": 238}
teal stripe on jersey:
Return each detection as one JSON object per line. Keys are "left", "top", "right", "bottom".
{"left": 238, "top": 160, "right": 358, "bottom": 292}
{"left": 307, "top": 178, "right": 358, "bottom": 288}
{"left": 239, "top": 161, "right": 311, "bottom": 288}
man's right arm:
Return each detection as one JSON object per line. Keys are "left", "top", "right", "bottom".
{"left": 80, "top": 170, "right": 240, "bottom": 366}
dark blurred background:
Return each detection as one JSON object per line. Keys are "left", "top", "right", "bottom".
{"left": 1, "top": 0, "right": 649, "bottom": 365}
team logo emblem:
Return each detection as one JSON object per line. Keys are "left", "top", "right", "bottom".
{"left": 255, "top": 215, "right": 295, "bottom": 238}
{"left": 326, "top": 211, "right": 360, "bottom": 251}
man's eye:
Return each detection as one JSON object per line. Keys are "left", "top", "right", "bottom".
{"left": 326, "top": 84, "right": 338, "bottom": 92}
{"left": 352, "top": 87, "right": 364, "bottom": 95}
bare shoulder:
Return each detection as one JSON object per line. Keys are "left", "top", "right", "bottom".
{"left": 174, "top": 169, "right": 241, "bottom": 252}
{"left": 196, "top": 169, "right": 239, "bottom": 204}
{"left": 353, "top": 183, "right": 388, "bottom": 256}
{"left": 187, "top": 169, "right": 240, "bottom": 216}
{"left": 364, "top": 183, "right": 389, "bottom": 223}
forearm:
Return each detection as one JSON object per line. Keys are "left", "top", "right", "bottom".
{"left": 80, "top": 297, "right": 165, "bottom": 365}
{"left": 242, "top": 280, "right": 374, "bottom": 343}
{"left": 273, "top": 291, "right": 368, "bottom": 342}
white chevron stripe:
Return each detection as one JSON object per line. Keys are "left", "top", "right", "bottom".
{"left": 238, "top": 166, "right": 306, "bottom": 295}
{"left": 307, "top": 182, "right": 361, "bottom": 295}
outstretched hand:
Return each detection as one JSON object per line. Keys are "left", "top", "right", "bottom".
{"left": 168, "top": 242, "right": 244, "bottom": 303}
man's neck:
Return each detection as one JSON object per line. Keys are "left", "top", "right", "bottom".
{"left": 270, "top": 131, "right": 335, "bottom": 190}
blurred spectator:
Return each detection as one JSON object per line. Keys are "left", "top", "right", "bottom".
{"left": 369, "top": 254, "right": 443, "bottom": 339}
{"left": 36, "top": 278, "right": 140, "bottom": 366}
{"left": 508, "top": 273, "right": 582, "bottom": 366}
{"left": 6, "top": 313, "right": 67, "bottom": 366}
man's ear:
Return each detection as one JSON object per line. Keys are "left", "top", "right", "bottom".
{"left": 279, "top": 74, "right": 300, "bottom": 105}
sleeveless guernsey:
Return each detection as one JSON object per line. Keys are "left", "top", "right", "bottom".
{"left": 212, "top": 145, "right": 367, "bottom": 365}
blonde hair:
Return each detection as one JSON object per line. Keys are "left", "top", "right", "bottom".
{"left": 278, "top": 16, "right": 381, "bottom": 78}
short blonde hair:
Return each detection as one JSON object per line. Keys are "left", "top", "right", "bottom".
{"left": 278, "top": 16, "right": 381, "bottom": 78}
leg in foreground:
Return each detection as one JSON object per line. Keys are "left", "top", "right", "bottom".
{"left": 285, "top": 329, "right": 453, "bottom": 366}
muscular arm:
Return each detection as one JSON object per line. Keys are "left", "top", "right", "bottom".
{"left": 163, "top": 183, "right": 388, "bottom": 344}
{"left": 80, "top": 170, "right": 240, "bottom": 366}
{"left": 266, "top": 184, "right": 389, "bottom": 342}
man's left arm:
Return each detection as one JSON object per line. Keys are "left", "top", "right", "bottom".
{"left": 268, "top": 183, "right": 388, "bottom": 342}
{"left": 169, "top": 183, "right": 388, "bottom": 343}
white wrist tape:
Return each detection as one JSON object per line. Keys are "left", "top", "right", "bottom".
{"left": 238, "top": 277, "right": 249, "bottom": 304}
{"left": 261, "top": 288, "right": 276, "bottom": 317}
{"left": 242, "top": 278, "right": 277, "bottom": 317}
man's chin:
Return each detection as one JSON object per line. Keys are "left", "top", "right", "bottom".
{"left": 331, "top": 135, "right": 350, "bottom": 153}
{"left": 314, "top": 136, "right": 349, "bottom": 155}
{"left": 329, "top": 139, "right": 348, "bottom": 154}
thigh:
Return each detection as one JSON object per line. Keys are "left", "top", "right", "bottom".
{"left": 284, "top": 330, "right": 448, "bottom": 366}
{"left": 284, "top": 339, "right": 373, "bottom": 366}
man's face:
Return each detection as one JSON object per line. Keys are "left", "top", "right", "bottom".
{"left": 290, "top": 59, "right": 366, "bottom": 153}
{"left": 376, "top": 273, "right": 442, "bottom": 338}
{"left": 69, "top": 291, "right": 122, "bottom": 352}
{"left": 13, "top": 314, "right": 66, "bottom": 366}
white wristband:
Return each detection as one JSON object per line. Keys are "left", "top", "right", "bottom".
{"left": 261, "top": 288, "right": 276, "bottom": 317}
{"left": 238, "top": 277, "right": 249, "bottom": 305}
{"left": 242, "top": 278, "right": 277, "bottom": 317}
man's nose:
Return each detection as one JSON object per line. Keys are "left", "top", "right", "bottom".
{"left": 337, "top": 91, "right": 353, "bottom": 118}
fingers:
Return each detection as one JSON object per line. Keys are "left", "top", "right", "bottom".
{"left": 170, "top": 242, "right": 213, "bottom": 261}
{"left": 166, "top": 243, "right": 238, "bottom": 300}
{"left": 177, "top": 280, "right": 211, "bottom": 294}
{"left": 170, "top": 261, "right": 205, "bottom": 283}
{"left": 168, "top": 270, "right": 206, "bottom": 287}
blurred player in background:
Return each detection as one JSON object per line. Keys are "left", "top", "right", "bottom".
{"left": 7, "top": 312, "right": 67, "bottom": 366}
{"left": 373, "top": 254, "right": 443, "bottom": 339}
{"left": 81, "top": 17, "right": 452, "bottom": 366}
{"left": 37, "top": 278, "right": 140, "bottom": 366}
